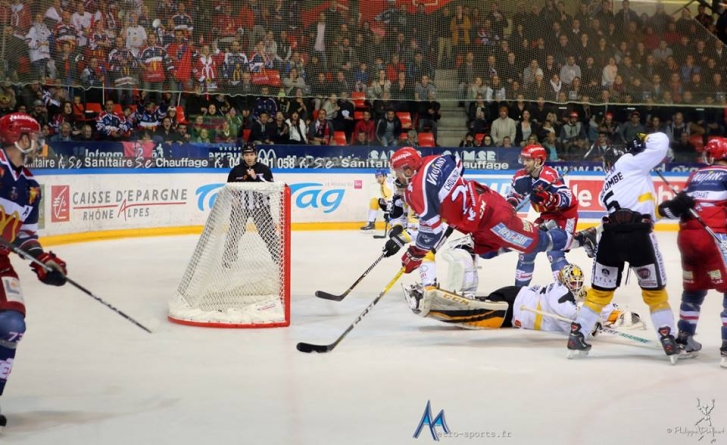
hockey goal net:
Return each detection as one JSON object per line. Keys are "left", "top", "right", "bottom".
{"left": 169, "top": 182, "right": 291, "bottom": 328}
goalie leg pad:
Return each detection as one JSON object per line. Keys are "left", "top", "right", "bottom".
{"left": 441, "top": 247, "right": 478, "bottom": 295}
{"left": 425, "top": 288, "right": 509, "bottom": 329}
{"left": 0, "top": 310, "right": 25, "bottom": 396}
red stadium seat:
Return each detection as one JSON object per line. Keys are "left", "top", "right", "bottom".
{"left": 85, "top": 102, "right": 102, "bottom": 114}
{"left": 333, "top": 131, "right": 348, "bottom": 146}
{"left": 351, "top": 91, "right": 366, "bottom": 109}
{"left": 353, "top": 111, "right": 364, "bottom": 120}
{"left": 475, "top": 133, "right": 486, "bottom": 144}
{"left": 691, "top": 134, "right": 705, "bottom": 152}
{"left": 418, "top": 132, "right": 435, "bottom": 147}
{"left": 243, "top": 129, "right": 251, "bottom": 142}
{"left": 397, "top": 112, "right": 412, "bottom": 130}
{"left": 266, "top": 70, "right": 282, "bottom": 87}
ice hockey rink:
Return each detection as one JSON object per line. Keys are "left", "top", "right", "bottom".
{"left": 4, "top": 230, "right": 727, "bottom": 445}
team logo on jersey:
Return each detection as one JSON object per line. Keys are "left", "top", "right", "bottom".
{"left": 636, "top": 267, "right": 651, "bottom": 279}
{"left": 709, "top": 269, "right": 723, "bottom": 283}
{"left": 28, "top": 186, "right": 39, "bottom": 205}
{"left": 9, "top": 187, "right": 17, "bottom": 201}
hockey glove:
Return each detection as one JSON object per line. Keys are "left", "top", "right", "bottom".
{"left": 532, "top": 190, "right": 560, "bottom": 209}
{"left": 658, "top": 191, "right": 695, "bottom": 219}
{"left": 506, "top": 196, "right": 519, "bottom": 207}
{"left": 31, "top": 251, "right": 67, "bottom": 286}
{"left": 401, "top": 245, "right": 428, "bottom": 273}
{"left": 383, "top": 225, "right": 411, "bottom": 257}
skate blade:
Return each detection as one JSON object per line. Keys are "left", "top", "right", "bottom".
{"left": 567, "top": 349, "right": 589, "bottom": 359}
{"left": 720, "top": 357, "right": 727, "bottom": 369}
{"left": 669, "top": 354, "right": 679, "bottom": 365}
{"left": 678, "top": 350, "right": 699, "bottom": 360}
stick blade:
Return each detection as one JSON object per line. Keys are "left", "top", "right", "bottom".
{"left": 296, "top": 342, "right": 331, "bottom": 353}
{"left": 372, "top": 235, "right": 387, "bottom": 239}
{"left": 314, "top": 290, "right": 346, "bottom": 302}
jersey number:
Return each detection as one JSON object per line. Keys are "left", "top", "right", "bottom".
{"left": 603, "top": 190, "right": 621, "bottom": 212}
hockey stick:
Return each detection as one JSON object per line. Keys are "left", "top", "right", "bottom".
{"left": 315, "top": 252, "right": 386, "bottom": 301}
{"left": 298, "top": 267, "right": 405, "bottom": 353}
{"left": 316, "top": 226, "right": 454, "bottom": 302}
{"left": 373, "top": 219, "right": 389, "bottom": 239}
{"left": 520, "top": 305, "right": 657, "bottom": 347}
{"left": 653, "top": 170, "right": 727, "bottom": 251}
{"left": 0, "top": 238, "right": 153, "bottom": 334}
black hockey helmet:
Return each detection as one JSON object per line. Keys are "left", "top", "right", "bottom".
{"left": 241, "top": 142, "right": 256, "bottom": 154}
{"left": 625, "top": 133, "right": 647, "bottom": 154}
{"left": 603, "top": 146, "right": 626, "bottom": 170}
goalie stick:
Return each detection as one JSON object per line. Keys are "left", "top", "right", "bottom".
{"left": 315, "top": 226, "right": 455, "bottom": 302}
{"left": 0, "top": 238, "right": 153, "bottom": 334}
{"left": 519, "top": 305, "right": 657, "bottom": 348}
{"left": 298, "top": 267, "right": 405, "bottom": 353}
{"left": 654, "top": 170, "right": 727, "bottom": 251}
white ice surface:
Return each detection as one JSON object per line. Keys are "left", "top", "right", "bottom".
{"left": 3, "top": 231, "right": 727, "bottom": 445}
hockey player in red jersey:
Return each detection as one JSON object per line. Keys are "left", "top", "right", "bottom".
{"left": 506, "top": 145, "right": 579, "bottom": 286}
{"left": 658, "top": 137, "right": 727, "bottom": 367}
{"left": 387, "top": 147, "right": 596, "bottom": 288}
{"left": 0, "top": 113, "right": 68, "bottom": 432}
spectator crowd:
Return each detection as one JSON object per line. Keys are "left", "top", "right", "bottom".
{"left": 0, "top": 0, "right": 727, "bottom": 162}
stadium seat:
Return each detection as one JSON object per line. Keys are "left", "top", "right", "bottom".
{"left": 691, "top": 134, "right": 705, "bottom": 152}
{"left": 353, "top": 111, "right": 364, "bottom": 120}
{"left": 266, "top": 70, "right": 282, "bottom": 87}
{"left": 400, "top": 132, "right": 409, "bottom": 140}
{"left": 113, "top": 104, "right": 123, "bottom": 115}
{"left": 397, "top": 112, "right": 412, "bottom": 130}
{"left": 333, "top": 131, "right": 348, "bottom": 146}
{"left": 475, "top": 133, "right": 486, "bottom": 144}
{"left": 351, "top": 91, "right": 366, "bottom": 109}
{"left": 175, "top": 107, "right": 186, "bottom": 124}
{"left": 85, "top": 102, "right": 102, "bottom": 114}
{"left": 418, "top": 132, "right": 435, "bottom": 147}
{"left": 243, "top": 129, "right": 251, "bottom": 142}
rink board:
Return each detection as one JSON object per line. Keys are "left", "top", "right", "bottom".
{"left": 32, "top": 169, "right": 685, "bottom": 245}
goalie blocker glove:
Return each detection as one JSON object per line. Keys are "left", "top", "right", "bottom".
{"left": 30, "top": 251, "right": 68, "bottom": 286}
{"left": 658, "top": 191, "right": 696, "bottom": 219}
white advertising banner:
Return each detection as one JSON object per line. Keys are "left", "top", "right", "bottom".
{"left": 33, "top": 171, "right": 684, "bottom": 238}
{"left": 35, "top": 172, "right": 377, "bottom": 237}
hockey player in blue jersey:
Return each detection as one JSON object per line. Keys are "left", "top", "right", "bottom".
{"left": 0, "top": 113, "right": 68, "bottom": 432}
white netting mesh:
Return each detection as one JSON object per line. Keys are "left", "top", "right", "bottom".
{"left": 169, "top": 181, "right": 289, "bottom": 327}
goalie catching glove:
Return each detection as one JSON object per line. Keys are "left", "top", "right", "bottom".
{"left": 30, "top": 251, "right": 67, "bottom": 286}
{"left": 382, "top": 225, "right": 411, "bottom": 257}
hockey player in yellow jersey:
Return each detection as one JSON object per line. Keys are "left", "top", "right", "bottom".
{"left": 360, "top": 169, "right": 394, "bottom": 231}
{"left": 567, "top": 132, "right": 682, "bottom": 363}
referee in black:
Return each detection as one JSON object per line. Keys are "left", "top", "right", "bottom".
{"left": 224, "top": 143, "right": 279, "bottom": 266}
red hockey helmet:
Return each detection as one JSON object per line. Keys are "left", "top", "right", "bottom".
{"left": 519, "top": 144, "right": 548, "bottom": 164}
{"left": 390, "top": 146, "right": 422, "bottom": 171}
{"left": 0, "top": 113, "right": 41, "bottom": 154}
{"left": 705, "top": 137, "right": 727, "bottom": 165}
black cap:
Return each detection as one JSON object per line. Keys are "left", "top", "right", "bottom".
{"left": 242, "top": 143, "right": 256, "bottom": 154}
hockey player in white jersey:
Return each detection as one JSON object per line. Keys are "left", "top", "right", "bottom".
{"left": 567, "top": 132, "right": 682, "bottom": 363}
{"left": 360, "top": 169, "right": 394, "bottom": 231}
{"left": 381, "top": 178, "right": 421, "bottom": 256}
{"left": 402, "top": 262, "right": 642, "bottom": 333}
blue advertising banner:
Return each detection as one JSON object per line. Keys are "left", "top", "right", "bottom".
{"left": 30, "top": 141, "right": 703, "bottom": 173}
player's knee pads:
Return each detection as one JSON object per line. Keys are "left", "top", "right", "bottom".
{"left": 441, "top": 247, "right": 478, "bottom": 294}
{"left": 642, "top": 288, "right": 670, "bottom": 312}
{"left": 0, "top": 310, "right": 25, "bottom": 350}
{"left": 535, "top": 229, "right": 568, "bottom": 253}
{"left": 583, "top": 288, "right": 614, "bottom": 314}
{"left": 681, "top": 290, "right": 707, "bottom": 307}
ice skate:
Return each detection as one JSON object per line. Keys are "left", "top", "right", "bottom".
{"left": 675, "top": 331, "right": 702, "bottom": 359}
{"left": 572, "top": 227, "right": 597, "bottom": 257}
{"left": 0, "top": 404, "right": 5, "bottom": 433}
{"left": 360, "top": 222, "right": 375, "bottom": 231}
{"left": 567, "top": 322, "right": 592, "bottom": 358}
{"left": 721, "top": 342, "right": 727, "bottom": 369}
{"left": 402, "top": 283, "right": 425, "bottom": 314}
{"left": 658, "top": 327, "right": 680, "bottom": 365}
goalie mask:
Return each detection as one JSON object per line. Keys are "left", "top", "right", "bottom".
{"left": 558, "top": 264, "right": 585, "bottom": 301}
{"left": 0, "top": 113, "right": 42, "bottom": 159}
